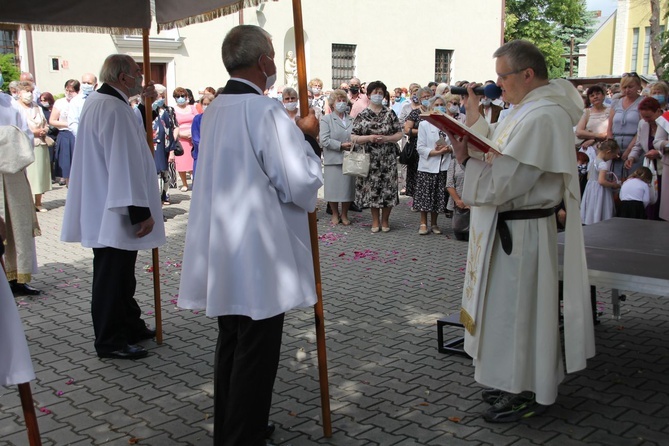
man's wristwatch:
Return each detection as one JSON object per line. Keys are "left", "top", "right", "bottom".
{"left": 461, "top": 156, "right": 471, "bottom": 168}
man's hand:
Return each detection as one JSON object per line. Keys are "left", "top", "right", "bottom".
{"left": 136, "top": 216, "right": 155, "bottom": 238}
{"left": 624, "top": 158, "right": 634, "bottom": 170}
{"left": 442, "top": 129, "right": 470, "bottom": 164}
{"left": 465, "top": 83, "right": 482, "bottom": 115}
{"left": 297, "top": 109, "right": 319, "bottom": 140}
{"left": 141, "top": 81, "right": 157, "bottom": 103}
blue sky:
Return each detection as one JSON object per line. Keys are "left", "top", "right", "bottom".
{"left": 586, "top": 0, "right": 617, "bottom": 17}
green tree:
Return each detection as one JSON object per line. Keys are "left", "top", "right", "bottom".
{"left": 0, "top": 53, "right": 20, "bottom": 91}
{"left": 505, "top": 0, "right": 593, "bottom": 78}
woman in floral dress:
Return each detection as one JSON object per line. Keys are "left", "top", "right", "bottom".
{"left": 351, "top": 81, "right": 403, "bottom": 232}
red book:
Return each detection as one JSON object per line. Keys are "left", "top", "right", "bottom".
{"left": 421, "top": 113, "right": 501, "bottom": 156}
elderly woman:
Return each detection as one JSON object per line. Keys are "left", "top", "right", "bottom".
{"left": 625, "top": 97, "right": 664, "bottom": 219}
{"left": 415, "top": 95, "right": 452, "bottom": 234}
{"left": 309, "top": 78, "right": 329, "bottom": 115}
{"left": 50, "top": 79, "right": 79, "bottom": 186}
{"left": 402, "top": 87, "right": 433, "bottom": 198}
{"left": 576, "top": 85, "right": 610, "bottom": 167}
{"left": 282, "top": 87, "right": 299, "bottom": 120}
{"left": 320, "top": 89, "right": 355, "bottom": 225}
{"left": 16, "top": 81, "right": 51, "bottom": 211}
{"left": 351, "top": 80, "right": 403, "bottom": 232}
{"left": 173, "top": 86, "right": 198, "bottom": 191}
{"left": 608, "top": 72, "right": 643, "bottom": 179}
{"left": 649, "top": 81, "right": 669, "bottom": 110}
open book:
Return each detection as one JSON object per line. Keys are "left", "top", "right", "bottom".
{"left": 420, "top": 113, "right": 501, "bottom": 156}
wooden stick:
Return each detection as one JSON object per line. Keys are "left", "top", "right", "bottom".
{"left": 291, "top": 0, "right": 332, "bottom": 437}
{"left": 142, "top": 29, "right": 163, "bottom": 344}
{"left": 18, "top": 382, "right": 42, "bottom": 446}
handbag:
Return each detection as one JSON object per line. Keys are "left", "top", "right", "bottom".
{"left": 0, "top": 125, "right": 35, "bottom": 174}
{"left": 173, "top": 140, "right": 185, "bottom": 156}
{"left": 342, "top": 147, "right": 370, "bottom": 177}
{"left": 452, "top": 207, "right": 470, "bottom": 241}
{"left": 398, "top": 139, "right": 417, "bottom": 165}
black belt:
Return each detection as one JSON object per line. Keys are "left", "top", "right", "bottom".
{"left": 613, "top": 133, "right": 636, "bottom": 137}
{"left": 496, "top": 208, "right": 555, "bottom": 255}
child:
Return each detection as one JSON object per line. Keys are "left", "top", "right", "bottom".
{"left": 576, "top": 151, "right": 589, "bottom": 196}
{"left": 581, "top": 140, "right": 621, "bottom": 225}
{"left": 618, "top": 166, "right": 656, "bottom": 219}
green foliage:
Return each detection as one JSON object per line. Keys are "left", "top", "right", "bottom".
{"left": 505, "top": 0, "right": 596, "bottom": 78}
{"left": 0, "top": 53, "right": 20, "bottom": 90}
{"left": 660, "top": 6, "right": 669, "bottom": 81}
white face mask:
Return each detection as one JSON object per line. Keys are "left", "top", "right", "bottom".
{"left": 125, "top": 73, "right": 143, "bottom": 97}
{"left": 370, "top": 94, "right": 384, "bottom": 105}
{"left": 448, "top": 104, "right": 460, "bottom": 114}
{"left": 334, "top": 101, "right": 347, "bottom": 113}
{"left": 382, "top": 99, "right": 388, "bottom": 106}
{"left": 284, "top": 101, "right": 298, "bottom": 111}
{"left": 312, "top": 87, "right": 322, "bottom": 95}
{"left": 260, "top": 54, "right": 277, "bottom": 90}
{"left": 21, "top": 92, "right": 33, "bottom": 105}
{"left": 481, "top": 98, "right": 492, "bottom": 107}
{"left": 81, "top": 83, "right": 95, "bottom": 96}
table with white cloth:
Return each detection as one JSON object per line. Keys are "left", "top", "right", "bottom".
{"left": 558, "top": 218, "right": 669, "bottom": 319}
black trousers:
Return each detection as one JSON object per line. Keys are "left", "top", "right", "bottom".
{"left": 214, "top": 313, "right": 285, "bottom": 446}
{"left": 92, "top": 247, "right": 146, "bottom": 353}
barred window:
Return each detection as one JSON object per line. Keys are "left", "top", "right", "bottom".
{"left": 0, "top": 26, "right": 19, "bottom": 57}
{"left": 435, "top": 49, "right": 453, "bottom": 84}
{"left": 332, "top": 44, "right": 356, "bottom": 89}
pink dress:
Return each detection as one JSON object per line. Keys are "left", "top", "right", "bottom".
{"left": 174, "top": 105, "right": 198, "bottom": 172}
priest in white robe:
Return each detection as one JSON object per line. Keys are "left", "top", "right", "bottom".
{"left": 61, "top": 54, "right": 165, "bottom": 360}
{"left": 177, "top": 25, "right": 323, "bottom": 445}
{"left": 447, "top": 40, "right": 595, "bottom": 423}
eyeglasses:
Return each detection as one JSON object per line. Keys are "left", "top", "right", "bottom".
{"left": 622, "top": 72, "right": 640, "bottom": 78}
{"left": 497, "top": 67, "right": 528, "bottom": 80}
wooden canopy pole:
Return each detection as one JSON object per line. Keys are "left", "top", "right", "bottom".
{"left": 142, "top": 29, "right": 163, "bottom": 344}
{"left": 291, "top": 0, "right": 332, "bottom": 438}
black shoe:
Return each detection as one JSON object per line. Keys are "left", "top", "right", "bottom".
{"left": 129, "top": 326, "right": 157, "bottom": 344}
{"left": 483, "top": 391, "right": 548, "bottom": 423}
{"left": 265, "top": 423, "right": 275, "bottom": 438}
{"left": 9, "top": 281, "right": 42, "bottom": 296}
{"left": 349, "top": 203, "right": 363, "bottom": 212}
{"left": 482, "top": 388, "right": 505, "bottom": 405}
{"left": 98, "top": 344, "right": 149, "bottom": 360}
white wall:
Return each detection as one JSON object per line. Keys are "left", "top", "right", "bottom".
{"left": 24, "top": 0, "right": 502, "bottom": 97}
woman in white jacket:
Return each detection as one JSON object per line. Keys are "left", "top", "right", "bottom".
{"left": 415, "top": 95, "right": 453, "bottom": 234}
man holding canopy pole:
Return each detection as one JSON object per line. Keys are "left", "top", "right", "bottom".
{"left": 177, "top": 25, "right": 322, "bottom": 444}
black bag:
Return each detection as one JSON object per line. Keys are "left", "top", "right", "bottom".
{"left": 452, "top": 207, "right": 470, "bottom": 241}
{"left": 173, "top": 140, "right": 185, "bottom": 156}
{"left": 399, "top": 139, "right": 417, "bottom": 165}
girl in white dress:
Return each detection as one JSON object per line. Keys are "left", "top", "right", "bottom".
{"left": 581, "top": 140, "right": 621, "bottom": 225}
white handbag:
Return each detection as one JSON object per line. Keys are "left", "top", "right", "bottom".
{"left": 342, "top": 147, "right": 370, "bottom": 178}
{"left": 0, "top": 125, "right": 34, "bottom": 174}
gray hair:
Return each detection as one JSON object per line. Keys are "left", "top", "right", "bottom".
{"left": 282, "top": 87, "right": 298, "bottom": 100}
{"left": 493, "top": 40, "right": 548, "bottom": 80}
{"left": 327, "top": 89, "right": 348, "bottom": 108}
{"left": 222, "top": 25, "right": 273, "bottom": 74}
{"left": 428, "top": 94, "right": 447, "bottom": 111}
{"left": 99, "top": 54, "right": 136, "bottom": 84}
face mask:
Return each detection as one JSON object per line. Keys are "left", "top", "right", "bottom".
{"left": 81, "top": 83, "right": 94, "bottom": 96}
{"left": 421, "top": 99, "right": 430, "bottom": 107}
{"left": 349, "top": 86, "right": 360, "bottom": 94}
{"left": 653, "top": 94, "right": 666, "bottom": 105}
{"left": 260, "top": 54, "right": 277, "bottom": 90}
{"left": 382, "top": 99, "right": 388, "bottom": 106}
{"left": 435, "top": 105, "right": 446, "bottom": 114}
{"left": 176, "top": 97, "right": 187, "bottom": 105}
{"left": 370, "top": 94, "right": 384, "bottom": 105}
{"left": 411, "top": 95, "right": 419, "bottom": 104}
{"left": 448, "top": 105, "right": 460, "bottom": 114}
{"left": 152, "top": 98, "right": 165, "bottom": 111}
{"left": 284, "top": 102, "right": 298, "bottom": 111}
{"left": 312, "top": 87, "right": 321, "bottom": 95}
{"left": 65, "top": 92, "right": 75, "bottom": 100}
{"left": 21, "top": 92, "right": 33, "bottom": 105}
{"left": 203, "top": 105, "right": 208, "bottom": 111}
{"left": 335, "top": 101, "right": 347, "bottom": 113}
{"left": 40, "top": 101, "right": 49, "bottom": 108}
{"left": 481, "top": 98, "right": 492, "bottom": 106}
{"left": 577, "top": 164, "right": 588, "bottom": 175}
{"left": 125, "top": 73, "right": 142, "bottom": 97}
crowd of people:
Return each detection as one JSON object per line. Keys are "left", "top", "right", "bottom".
{"left": 1, "top": 26, "right": 668, "bottom": 443}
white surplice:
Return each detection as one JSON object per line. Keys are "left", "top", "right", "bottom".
{"left": 177, "top": 87, "right": 323, "bottom": 320}
{"left": 461, "top": 79, "right": 595, "bottom": 405}
{"left": 61, "top": 87, "right": 165, "bottom": 250}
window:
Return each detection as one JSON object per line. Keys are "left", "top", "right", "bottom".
{"left": 435, "top": 49, "right": 453, "bottom": 84}
{"left": 0, "top": 26, "right": 18, "bottom": 57}
{"left": 643, "top": 26, "right": 652, "bottom": 75}
{"left": 331, "top": 44, "right": 356, "bottom": 89}
{"left": 631, "top": 27, "right": 639, "bottom": 72}
{"left": 51, "top": 57, "right": 60, "bottom": 72}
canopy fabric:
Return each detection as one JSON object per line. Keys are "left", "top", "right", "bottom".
{"left": 1, "top": 0, "right": 261, "bottom": 33}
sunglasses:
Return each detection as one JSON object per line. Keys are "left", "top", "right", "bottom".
{"left": 174, "top": 94, "right": 187, "bottom": 98}
{"left": 622, "top": 72, "right": 640, "bottom": 78}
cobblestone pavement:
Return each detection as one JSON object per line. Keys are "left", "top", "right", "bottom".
{"left": 1, "top": 183, "right": 668, "bottom": 446}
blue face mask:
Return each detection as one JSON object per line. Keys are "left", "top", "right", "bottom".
{"left": 421, "top": 99, "right": 430, "bottom": 107}
{"left": 176, "top": 97, "right": 187, "bottom": 105}
{"left": 435, "top": 106, "right": 446, "bottom": 114}
{"left": 152, "top": 98, "right": 165, "bottom": 110}
{"left": 653, "top": 94, "right": 666, "bottom": 105}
